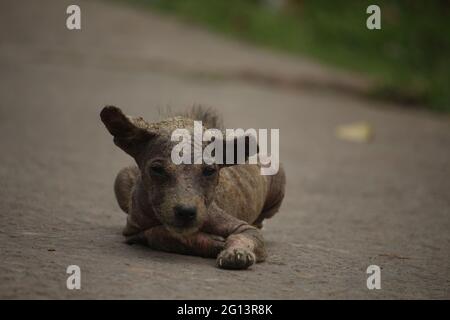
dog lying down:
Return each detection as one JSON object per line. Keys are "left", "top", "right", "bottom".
{"left": 100, "top": 106, "right": 285, "bottom": 269}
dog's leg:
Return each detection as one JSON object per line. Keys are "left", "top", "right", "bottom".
{"left": 114, "top": 166, "right": 139, "bottom": 214}
{"left": 125, "top": 226, "right": 225, "bottom": 258}
{"left": 203, "top": 204, "right": 267, "bottom": 270}
{"left": 253, "top": 164, "right": 286, "bottom": 228}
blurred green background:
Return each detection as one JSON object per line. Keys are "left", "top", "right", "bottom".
{"left": 122, "top": 0, "right": 450, "bottom": 112}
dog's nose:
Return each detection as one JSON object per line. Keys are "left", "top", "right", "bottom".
{"left": 174, "top": 205, "right": 197, "bottom": 222}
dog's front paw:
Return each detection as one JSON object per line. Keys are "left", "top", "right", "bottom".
{"left": 216, "top": 247, "right": 255, "bottom": 270}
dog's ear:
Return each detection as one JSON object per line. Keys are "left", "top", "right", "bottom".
{"left": 220, "top": 134, "right": 259, "bottom": 167}
{"left": 100, "top": 106, "right": 156, "bottom": 158}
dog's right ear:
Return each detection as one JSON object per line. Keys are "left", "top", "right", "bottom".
{"left": 100, "top": 106, "right": 156, "bottom": 158}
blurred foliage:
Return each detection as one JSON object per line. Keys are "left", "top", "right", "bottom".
{"left": 124, "top": 0, "right": 450, "bottom": 112}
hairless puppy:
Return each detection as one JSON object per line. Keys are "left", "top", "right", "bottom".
{"left": 100, "top": 106, "right": 285, "bottom": 269}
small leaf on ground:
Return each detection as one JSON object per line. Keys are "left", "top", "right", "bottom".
{"left": 336, "top": 122, "right": 374, "bottom": 143}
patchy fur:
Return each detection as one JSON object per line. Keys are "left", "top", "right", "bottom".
{"left": 100, "top": 105, "right": 285, "bottom": 269}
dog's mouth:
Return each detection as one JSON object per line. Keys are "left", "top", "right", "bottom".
{"left": 165, "top": 223, "right": 200, "bottom": 236}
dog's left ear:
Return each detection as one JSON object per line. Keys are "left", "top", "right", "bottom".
{"left": 100, "top": 105, "right": 156, "bottom": 158}
{"left": 220, "top": 134, "right": 259, "bottom": 167}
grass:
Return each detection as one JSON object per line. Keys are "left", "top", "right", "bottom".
{"left": 120, "top": 0, "right": 450, "bottom": 112}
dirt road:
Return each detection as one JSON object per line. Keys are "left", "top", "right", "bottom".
{"left": 0, "top": 0, "right": 449, "bottom": 299}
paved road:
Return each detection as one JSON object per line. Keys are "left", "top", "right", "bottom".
{"left": 0, "top": 0, "right": 449, "bottom": 299}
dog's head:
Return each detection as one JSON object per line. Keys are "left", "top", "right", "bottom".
{"left": 100, "top": 106, "right": 256, "bottom": 235}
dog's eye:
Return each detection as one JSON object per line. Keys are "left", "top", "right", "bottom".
{"left": 149, "top": 165, "right": 166, "bottom": 176}
{"left": 202, "top": 166, "right": 217, "bottom": 177}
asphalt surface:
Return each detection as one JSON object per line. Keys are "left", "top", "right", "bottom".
{"left": 0, "top": 0, "right": 449, "bottom": 299}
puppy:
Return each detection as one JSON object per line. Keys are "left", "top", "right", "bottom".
{"left": 100, "top": 106, "right": 285, "bottom": 269}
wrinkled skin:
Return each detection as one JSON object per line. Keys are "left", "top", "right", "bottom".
{"left": 101, "top": 105, "right": 285, "bottom": 269}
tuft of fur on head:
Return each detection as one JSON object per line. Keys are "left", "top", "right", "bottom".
{"left": 180, "top": 105, "right": 224, "bottom": 130}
